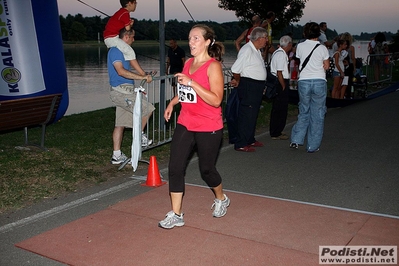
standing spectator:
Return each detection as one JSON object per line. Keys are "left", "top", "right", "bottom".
{"left": 318, "top": 22, "right": 334, "bottom": 49}
{"left": 269, "top": 36, "right": 293, "bottom": 140}
{"left": 371, "top": 32, "right": 386, "bottom": 86}
{"left": 290, "top": 22, "right": 330, "bottom": 153}
{"left": 234, "top": 15, "right": 262, "bottom": 52}
{"left": 159, "top": 24, "right": 229, "bottom": 229}
{"left": 260, "top": 11, "right": 276, "bottom": 59}
{"left": 321, "top": 23, "right": 337, "bottom": 79}
{"left": 331, "top": 40, "right": 348, "bottom": 99}
{"left": 289, "top": 44, "right": 299, "bottom": 89}
{"left": 103, "top": 0, "right": 137, "bottom": 69}
{"left": 166, "top": 39, "right": 186, "bottom": 95}
{"left": 382, "top": 41, "right": 390, "bottom": 77}
{"left": 230, "top": 27, "right": 268, "bottom": 152}
{"left": 368, "top": 38, "right": 375, "bottom": 52}
{"left": 108, "top": 28, "right": 154, "bottom": 165}
{"left": 339, "top": 32, "right": 357, "bottom": 98}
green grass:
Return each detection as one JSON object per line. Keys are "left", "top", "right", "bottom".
{"left": 0, "top": 107, "right": 132, "bottom": 212}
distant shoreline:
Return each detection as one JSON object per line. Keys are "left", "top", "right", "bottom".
{"left": 62, "top": 40, "right": 235, "bottom": 45}
{"left": 62, "top": 39, "right": 372, "bottom": 48}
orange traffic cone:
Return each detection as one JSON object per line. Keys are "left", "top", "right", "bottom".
{"left": 142, "top": 156, "right": 167, "bottom": 187}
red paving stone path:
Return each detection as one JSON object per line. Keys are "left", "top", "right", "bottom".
{"left": 16, "top": 185, "right": 399, "bottom": 266}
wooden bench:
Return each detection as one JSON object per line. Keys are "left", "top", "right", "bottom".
{"left": 0, "top": 94, "right": 63, "bottom": 150}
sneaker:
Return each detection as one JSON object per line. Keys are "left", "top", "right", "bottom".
{"left": 307, "top": 148, "right": 320, "bottom": 153}
{"left": 211, "top": 194, "right": 230, "bottom": 218}
{"left": 110, "top": 152, "right": 128, "bottom": 165}
{"left": 290, "top": 142, "right": 299, "bottom": 149}
{"left": 158, "top": 211, "right": 185, "bottom": 229}
{"left": 141, "top": 132, "right": 153, "bottom": 147}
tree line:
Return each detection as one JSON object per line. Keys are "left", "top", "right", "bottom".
{"left": 60, "top": 14, "right": 396, "bottom": 44}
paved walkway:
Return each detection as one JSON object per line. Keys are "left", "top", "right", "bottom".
{"left": 1, "top": 86, "right": 399, "bottom": 265}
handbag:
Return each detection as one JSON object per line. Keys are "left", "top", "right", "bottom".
{"left": 225, "top": 88, "right": 240, "bottom": 144}
{"left": 326, "top": 57, "right": 335, "bottom": 78}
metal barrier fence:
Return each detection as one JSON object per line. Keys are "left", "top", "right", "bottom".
{"left": 141, "top": 69, "right": 233, "bottom": 151}
{"left": 365, "top": 52, "right": 398, "bottom": 86}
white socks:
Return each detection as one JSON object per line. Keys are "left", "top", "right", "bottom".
{"left": 113, "top": 150, "right": 121, "bottom": 157}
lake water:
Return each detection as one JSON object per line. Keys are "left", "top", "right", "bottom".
{"left": 64, "top": 41, "right": 370, "bottom": 116}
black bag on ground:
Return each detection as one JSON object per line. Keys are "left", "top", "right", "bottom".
{"left": 225, "top": 88, "right": 240, "bottom": 144}
{"left": 265, "top": 66, "right": 278, "bottom": 99}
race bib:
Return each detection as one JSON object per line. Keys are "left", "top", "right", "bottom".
{"left": 177, "top": 83, "right": 197, "bottom": 103}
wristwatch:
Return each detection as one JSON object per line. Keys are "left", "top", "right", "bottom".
{"left": 188, "top": 79, "right": 192, "bottom": 86}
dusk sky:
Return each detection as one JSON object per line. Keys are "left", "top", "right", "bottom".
{"left": 57, "top": 0, "right": 399, "bottom": 35}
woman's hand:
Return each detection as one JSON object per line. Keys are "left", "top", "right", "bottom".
{"left": 164, "top": 97, "right": 179, "bottom": 122}
{"left": 175, "top": 73, "right": 190, "bottom": 86}
{"left": 164, "top": 103, "right": 173, "bottom": 122}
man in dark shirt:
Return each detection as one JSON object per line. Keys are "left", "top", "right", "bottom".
{"left": 166, "top": 39, "right": 185, "bottom": 94}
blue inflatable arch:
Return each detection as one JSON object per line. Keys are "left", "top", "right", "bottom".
{"left": 0, "top": 0, "right": 68, "bottom": 122}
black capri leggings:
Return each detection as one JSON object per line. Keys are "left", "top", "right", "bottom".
{"left": 168, "top": 124, "right": 223, "bottom": 193}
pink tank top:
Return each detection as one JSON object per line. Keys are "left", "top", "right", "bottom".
{"left": 177, "top": 58, "right": 223, "bottom": 132}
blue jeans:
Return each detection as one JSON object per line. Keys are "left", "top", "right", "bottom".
{"left": 291, "top": 79, "right": 327, "bottom": 152}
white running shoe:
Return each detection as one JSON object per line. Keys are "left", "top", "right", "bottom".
{"left": 110, "top": 152, "right": 128, "bottom": 165}
{"left": 211, "top": 194, "right": 230, "bottom": 218}
{"left": 158, "top": 211, "right": 185, "bottom": 229}
{"left": 142, "top": 132, "right": 153, "bottom": 147}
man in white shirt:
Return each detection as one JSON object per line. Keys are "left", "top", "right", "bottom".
{"left": 269, "top": 35, "right": 293, "bottom": 140}
{"left": 230, "top": 27, "right": 268, "bottom": 152}
{"left": 319, "top": 22, "right": 333, "bottom": 49}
